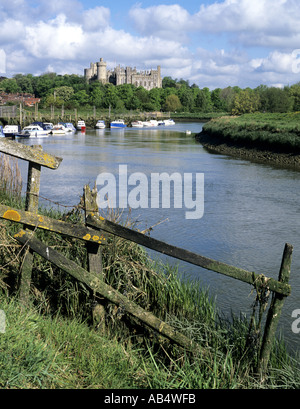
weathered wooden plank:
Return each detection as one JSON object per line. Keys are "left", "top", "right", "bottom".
{"left": 0, "top": 204, "right": 107, "bottom": 245}
{"left": 84, "top": 184, "right": 103, "bottom": 276}
{"left": 83, "top": 184, "right": 105, "bottom": 331}
{"left": 86, "top": 213, "right": 291, "bottom": 297}
{"left": 19, "top": 145, "right": 42, "bottom": 304}
{"left": 258, "top": 243, "right": 293, "bottom": 379}
{"left": 14, "top": 230, "right": 201, "bottom": 354}
{"left": 0, "top": 139, "right": 62, "bottom": 169}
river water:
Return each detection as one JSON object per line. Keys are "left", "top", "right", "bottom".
{"left": 17, "top": 121, "right": 300, "bottom": 353}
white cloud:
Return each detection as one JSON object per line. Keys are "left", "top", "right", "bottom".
{"left": 2, "top": 0, "right": 300, "bottom": 88}
{"left": 129, "top": 4, "right": 190, "bottom": 41}
{"left": 82, "top": 7, "right": 111, "bottom": 32}
{"left": 22, "top": 14, "right": 85, "bottom": 60}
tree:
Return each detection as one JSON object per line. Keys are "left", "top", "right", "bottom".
{"left": 163, "top": 94, "right": 182, "bottom": 112}
{"left": 194, "top": 88, "right": 213, "bottom": 112}
{"left": 162, "top": 76, "right": 177, "bottom": 88}
{"left": 0, "top": 78, "right": 20, "bottom": 93}
{"left": 178, "top": 87, "right": 194, "bottom": 111}
{"left": 89, "top": 86, "right": 105, "bottom": 108}
{"left": 71, "top": 90, "right": 90, "bottom": 106}
{"left": 14, "top": 74, "right": 34, "bottom": 94}
{"left": 54, "top": 86, "right": 74, "bottom": 102}
{"left": 231, "top": 88, "right": 260, "bottom": 115}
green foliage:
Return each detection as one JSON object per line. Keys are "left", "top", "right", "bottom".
{"left": 202, "top": 113, "right": 300, "bottom": 153}
{"left": 164, "top": 94, "right": 182, "bottom": 111}
{"left": 1, "top": 72, "right": 300, "bottom": 115}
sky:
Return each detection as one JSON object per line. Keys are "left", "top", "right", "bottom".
{"left": 1, "top": 0, "right": 300, "bottom": 89}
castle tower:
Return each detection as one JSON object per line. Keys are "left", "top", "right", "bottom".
{"left": 97, "top": 58, "right": 107, "bottom": 84}
{"left": 157, "top": 66, "right": 162, "bottom": 88}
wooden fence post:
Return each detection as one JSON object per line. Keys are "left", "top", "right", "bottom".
{"left": 258, "top": 243, "right": 293, "bottom": 379}
{"left": 83, "top": 184, "right": 105, "bottom": 331}
{"left": 19, "top": 146, "right": 42, "bottom": 304}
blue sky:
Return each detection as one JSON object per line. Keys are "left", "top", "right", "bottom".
{"left": 1, "top": 0, "right": 300, "bottom": 89}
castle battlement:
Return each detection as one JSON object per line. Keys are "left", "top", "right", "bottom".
{"left": 84, "top": 58, "right": 162, "bottom": 90}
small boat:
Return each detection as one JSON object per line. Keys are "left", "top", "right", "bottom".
{"left": 0, "top": 126, "right": 4, "bottom": 138}
{"left": 16, "top": 125, "right": 48, "bottom": 138}
{"left": 77, "top": 120, "right": 86, "bottom": 131}
{"left": 95, "top": 120, "right": 105, "bottom": 129}
{"left": 43, "top": 122, "right": 53, "bottom": 134}
{"left": 131, "top": 121, "right": 144, "bottom": 128}
{"left": 149, "top": 120, "right": 158, "bottom": 127}
{"left": 3, "top": 125, "right": 21, "bottom": 137}
{"left": 64, "top": 122, "right": 76, "bottom": 132}
{"left": 52, "top": 124, "right": 67, "bottom": 135}
{"left": 142, "top": 121, "right": 152, "bottom": 127}
{"left": 110, "top": 119, "right": 126, "bottom": 128}
{"left": 164, "top": 119, "right": 175, "bottom": 126}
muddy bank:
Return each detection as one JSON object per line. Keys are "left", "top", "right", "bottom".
{"left": 195, "top": 131, "right": 300, "bottom": 170}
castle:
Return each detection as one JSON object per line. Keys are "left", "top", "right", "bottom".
{"left": 84, "top": 58, "right": 162, "bottom": 90}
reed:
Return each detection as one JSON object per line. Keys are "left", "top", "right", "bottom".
{"left": 0, "top": 198, "right": 299, "bottom": 388}
{"left": 202, "top": 113, "right": 300, "bottom": 153}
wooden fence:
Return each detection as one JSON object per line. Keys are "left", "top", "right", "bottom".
{"left": 0, "top": 139, "right": 293, "bottom": 378}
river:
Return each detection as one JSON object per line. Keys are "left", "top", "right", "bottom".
{"left": 17, "top": 120, "right": 300, "bottom": 353}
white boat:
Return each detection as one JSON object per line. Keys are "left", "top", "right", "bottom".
{"left": 43, "top": 122, "right": 53, "bottom": 134}
{"left": 110, "top": 119, "right": 126, "bottom": 128}
{"left": 77, "top": 120, "right": 86, "bottom": 131}
{"left": 149, "top": 120, "right": 158, "bottom": 127}
{"left": 95, "top": 120, "right": 105, "bottom": 129}
{"left": 142, "top": 121, "right": 152, "bottom": 127}
{"left": 131, "top": 121, "right": 144, "bottom": 128}
{"left": 3, "top": 125, "right": 21, "bottom": 137}
{"left": 164, "top": 119, "right": 175, "bottom": 126}
{"left": 52, "top": 124, "right": 67, "bottom": 135}
{"left": 64, "top": 122, "right": 76, "bottom": 132}
{"left": 16, "top": 125, "right": 48, "bottom": 138}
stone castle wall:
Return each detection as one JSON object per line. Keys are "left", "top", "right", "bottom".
{"left": 84, "top": 58, "right": 162, "bottom": 90}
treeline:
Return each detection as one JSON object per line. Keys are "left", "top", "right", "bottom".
{"left": 1, "top": 72, "right": 300, "bottom": 114}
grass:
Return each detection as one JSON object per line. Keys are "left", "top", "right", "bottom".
{"left": 202, "top": 112, "right": 300, "bottom": 153}
{"left": 0, "top": 159, "right": 300, "bottom": 389}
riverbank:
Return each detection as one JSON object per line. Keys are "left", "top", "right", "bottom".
{"left": 0, "top": 189, "right": 299, "bottom": 388}
{"left": 195, "top": 113, "right": 300, "bottom": 170}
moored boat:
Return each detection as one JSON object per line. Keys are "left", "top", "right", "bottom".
{"left": 52, "top": 124, "right": 67, "bottom": 135}
{"left": 110, "top": 119, "right": 126, "bottom": 128}
{"left": 164, "top": 119, "right": 175, "bottom": 126}
{"left": 142, "top": 121, "right": 152, "bottom": 127}
{"left": 43, "top": 122, "right": 53, "bottom": 134}
{"left": 95, "top": 120, "right": 105, "bottom": 129}
{"left": 77, "top": 120, "right": 86, "bottom": 131}
{"left": 3, "top": 125, "right": 21, "bottom": 137}
{"left": 131, "top": 121, "right": 144, "bottom": 128}
{"left": 149, "top": 120, "right": 158, "bottom": 127}
{"left": 64, "top": 122, "right": 76, "bottom": 132}
{"left": 16, "top": 125, "right": 48, "bottom": 138}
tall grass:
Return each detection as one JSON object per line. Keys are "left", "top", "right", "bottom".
{"left": 0, "top": 194, "right": 299, "bottom": 388}
{"left": 202, "top": 113, "right": 300, "bottom": 153}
